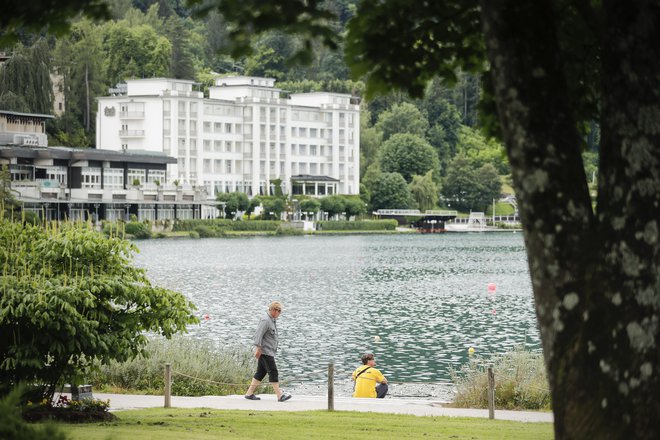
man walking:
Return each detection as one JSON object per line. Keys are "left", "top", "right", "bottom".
{"left": 352, "top": 353, "right": 388, "bottom": 398}
{"left": 244, "top": 301, "right": 292, "bottom": 402}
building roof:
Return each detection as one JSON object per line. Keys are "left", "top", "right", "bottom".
{"left": 291, "top": 174, "right": 340, "bottom": 182}
{"left": 0, "top": 110, "right": 54, "bottom": 119}
{"left": 0, "top": 145, "right": 176, "bottom": 164}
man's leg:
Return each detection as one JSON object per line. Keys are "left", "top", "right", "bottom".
{"left": 376, "top": 383, "right": 388, "bottom": 398}
{"left": 245, "top": 378, "right": 261, "bottom": 396}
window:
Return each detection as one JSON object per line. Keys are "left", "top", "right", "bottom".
{"left": 147, "top": 169, "right": 165, "bottom": 184}
{"left": 203, "top": 121, "right": 211, "bottom": 133}
{"left": 127, "top": 169, "right": 146, "bottom": 185}
{"left": 81, "top": 167, "right": 101, "bottom": 188}
{"left": 214, "top": 140, "right": 222, "bottom": 152}
{"left": 226, "top": 160, "right": 232, "bottom": 173}
{"left": 310, "top": 145, "right": 317, "bottom": 156}
{"left": 225, "top": 123, "right": 232, "bottom": 133}
{"left": 103, "top": 168, "right": 124, "bottom": 189}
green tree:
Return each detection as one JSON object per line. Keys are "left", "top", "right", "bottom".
{"left": 0, "top": 219, "right": 197, "bottom": 401}
{"left": 475, "top": 163, "right": 502, "bottom": 211}
{"left": 260, "top": 196, "right": 286, "bottom": 220}
{"left": 299, "top": 198, "right": 321, "bottom": 219}
{"left": 379, "top": 133, "right": 439, "bottom": 182}
{"left": 103, "top": 22, "right": 172, "bottom": 85}
{"left": 358, "top": 109, "right": 383, "bottom": 177}
{"left": 370, "top": 172, "right": 415, "bottom": 211}
{"left": 55, "top": 19, "right": 107, "bottom": 134}
{"left": 320, "top": 195, "right": 345, "bottom": 218}
{"left": 0, "top": 40, "right": 53, "bottom": 114}
{"left": 409, "top": 171, "right": 439, "bottom": 212}
{"left": 374, "top": 102, "right": 429, "bottom": 141}
{"left": 0, "top": 92, "right": 30, "bottom": 113}
{"left": 1, "top": 165, "right": 19, "bottom": 216}
{"left": 343, "top": 196, "right": 367, "bottom": 219}
{"left": 216, "top": 192, "right": 249, "bottom": 218}
{"left": 441, "top": 155, "right": 480, "bottom": 212}
{"left": 165, "top": 15, "right": 197, "bottom": 80}
{"left": 456, "top": 126, "right": 509, "bottom": 174}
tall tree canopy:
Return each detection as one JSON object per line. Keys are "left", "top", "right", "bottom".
{"left": 192, "top": 0, "right": 660, "bottom": 438}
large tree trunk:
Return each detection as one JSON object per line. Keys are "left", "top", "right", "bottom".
{"left": 480, "top": 1, "right": 660, "bottom": 438}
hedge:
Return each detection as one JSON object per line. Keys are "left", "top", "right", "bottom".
{"left": 173, "top": 219, "right": 281, "bottom": 232}
{"left": 316, "top": 220, "right": 397, "bottom": 231}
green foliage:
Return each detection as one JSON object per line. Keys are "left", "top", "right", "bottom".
{"left": 123, "top": 221, "right": 152, "bottom": 239}
{"left": 1, "top": 165, "right": 19, "bottom": 216}
{"left": 173, "top": 219, "right": 281, "bottom": 232}
{"left": 0, "top": 1, "right": 109, "bottom": 43}
{"left": 299, "top": 198, "right": 321, "bottom": 215}
{"left": 275, "top": 224, "right": 304, "bottom": 236}
{"left": 379, "top": 133, "right": 439, "bottom": 182}
{"left": 102, "top": 22, "right": 172, "bottom": 85}
{"left": 456, "top": 126, "right": 509, "bottom": 174}
{"left": 54, "top": 19, "right": 107, "bottom": 133}
{"left": 216, "top": 192, "right": 250, "bottom": 218}
{"left": 450, "top": 347, "right": 551, "bottom": 411}
{"left": 0, "top": 219, "right": 198, "bottom": 401}
{"left": 259, "top": 196, "right": 286, "bottom": 220}
{"left": 442, "top": 155, "right": 501, "bottom": 212}
{"left": 193, "top": 224, "right": 217, "bottom": 238}
{"left": 370, "top": 172, "right": 416, "bottom": 211}
{"left": 319, "top": 195, "right": 345, "bottom": 218}
{"left": 343, "top": 196, "right": 367, "bottom": 218}
{"left": 374, "top": 102, "right": 429, "bottom": 141}
{"left": 345, "top": 0, "right": 484, "bottom": 98}
{"left": 316, "top": 220, "right": 397, "bottom": 231}
{"left": 408, "top": 171, "right": 439, "bottom": 212}
{"left": 89, "top": 337, "right": 255, "bottom": 396}
{"left": 0, "top": 387, "right": 67, "bottom": 440}
{"left": 0, "top": 40, "right": 54, "bottom": 114}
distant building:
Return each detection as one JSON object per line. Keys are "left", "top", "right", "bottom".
{"left": 95, "top": 76, "right": 361, "bottom": 198}
{"left": 1, "top": 110, "right": 208, "bottom": 221}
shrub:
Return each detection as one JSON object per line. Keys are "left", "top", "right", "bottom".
{"left": 449, "top": 347, "right": 551, "bottom": 410}
{"left": 316, "top": 220, "right": 397, "bottom": 231}
{"left": 174, "top": 219, "right": 280, "bottom": 232}
{"left": 193, "top": 225, "right": 216, "bottom": 238}
{"left": 0, "top": 218, "right": 198, "bottom": 402}
{"left": 275, "top": 224, "right": 304, "bottom": 236}
{"left": 0, "top": 387, "right": 67, "bottom": 439}
{"left": 124, "top": 221, "right": 152, "bottom": 239}
{"left": 89, "top": 337, "right": 258, "bottom": 396}
{"left": 188, "top": 230, "right": 200, "bottom": 239}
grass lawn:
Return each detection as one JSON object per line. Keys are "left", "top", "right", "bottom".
{"left": 59, "top": 408, "right": 553, "bottom": 440}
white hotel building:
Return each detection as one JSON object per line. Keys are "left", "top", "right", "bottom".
{"left": 96, "top": 76, "right": 360, "bottom": 199}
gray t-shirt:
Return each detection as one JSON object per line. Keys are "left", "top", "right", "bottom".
{"left": 253, "top": 312, "right": 278, "bottom": 356}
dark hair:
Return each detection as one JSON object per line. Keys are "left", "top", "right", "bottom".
{"left": 361, "top": 353, "right": 374, "bottom": 365}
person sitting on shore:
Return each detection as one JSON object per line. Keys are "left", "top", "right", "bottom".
{"left": 352, "top": 353, "right": 388, "bottom": 398}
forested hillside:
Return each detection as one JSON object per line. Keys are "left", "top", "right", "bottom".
{"left": 0, "top": 0, "right": 597, "bottom": 211}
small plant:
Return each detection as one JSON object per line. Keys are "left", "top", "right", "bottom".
{"left": 89, "top": 337, "right": 256, "bottom": 396}
{"left": 154, "top": 179, "right": 161, "bottom": 186}
{"left": 449, "top": 346, "right": 551, "bottom": 411}
{"left": 0, "top": 387, "right": 67, "bottom": 439}
{"left": 173, "top": 179, "right": 180, "bottom": 188}
{"left": 22, "top": 393, "right": 114, "bottom": 423}
{"left": 132, "top": 178, "right": 141, "bottom": 186}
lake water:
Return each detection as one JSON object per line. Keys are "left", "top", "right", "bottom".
{"left": 134, "top": 232, "right": 539, "bottom": 399}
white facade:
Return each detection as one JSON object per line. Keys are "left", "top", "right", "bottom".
{"left": 96, "top": 76, "right": 360, "bottom": 198}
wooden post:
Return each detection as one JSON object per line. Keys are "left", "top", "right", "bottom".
{"left": 327, "top": 362, "right": 334, "bottom": 411}
{"left": 164, "top": 363, "right": 172, "bottom": 408}
{"left": 487, "top": 367, "right": 495, "bottom": 419}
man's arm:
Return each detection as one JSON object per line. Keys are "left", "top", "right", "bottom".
{"left": 253, "top": 318, "right": 268, "bottom": 358}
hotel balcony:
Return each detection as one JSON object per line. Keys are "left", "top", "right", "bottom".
{"left": 119, "top": 111, "right": 145, "bottom": 119}
{"left": 119, "top": 129, "right": 145, "bottom": 138}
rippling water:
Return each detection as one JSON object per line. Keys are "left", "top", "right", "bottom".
{"left": 133, "top": 232, "right": 540, "bottom": 395}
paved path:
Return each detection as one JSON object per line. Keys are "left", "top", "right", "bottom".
{"left": 89, "top": 393, "right": 553, "bottom": 424}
